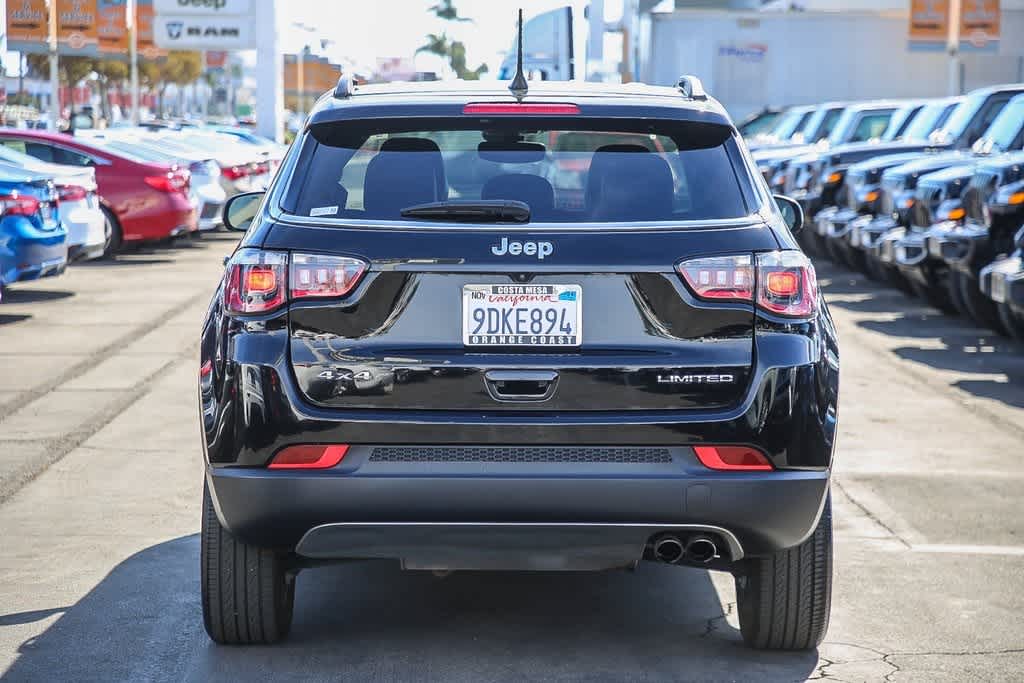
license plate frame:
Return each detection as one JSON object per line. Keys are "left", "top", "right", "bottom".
{"left": 462, "top": 284, "right": 582, "bottom": 347}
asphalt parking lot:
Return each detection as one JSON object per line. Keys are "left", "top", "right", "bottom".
{"left": 0, "top": 233, "right": 1021, "bottom": 682}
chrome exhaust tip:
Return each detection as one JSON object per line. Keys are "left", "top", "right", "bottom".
{"left": 685, "top": 537, "right": 717, "bottom": 564}
{"left": 653, "top": 536, "right": 685, "bottom": 564}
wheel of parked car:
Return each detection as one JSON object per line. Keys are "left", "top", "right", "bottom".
{"left": 997, "top": 303, "right": 1024, "bottom": 342}
{"left": 946, "top": 270, "right": 971, "bottom": 318}
{"left": 909, "top": 278, "right": 956, "bottom": 314}
{"left": 201, "top": 483, "right": 295, "bottom": 645}
{"left": 957, "top": 272, "right": 1008, "bottom": 335}
{"left": 734, "top": 493, "right": 832, "bottom": 650}
{"left": 100, "top": 206, "right": 123, "bottom": 258}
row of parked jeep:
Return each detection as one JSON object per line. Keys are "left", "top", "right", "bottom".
{"left": 742, "top": 84, "right": 1024, "bottom": 339}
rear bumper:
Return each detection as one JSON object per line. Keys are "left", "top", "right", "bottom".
{"left": 0, "top": 218, "right": 68, "bottom": 286}
{"left": 207, "top": 451, "right": 830, "bottom": 561}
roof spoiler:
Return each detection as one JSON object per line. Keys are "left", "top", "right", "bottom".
{"left": 677, "top": 75, "right": 707, "bottom": 101}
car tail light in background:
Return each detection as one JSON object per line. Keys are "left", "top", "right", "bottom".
{"left": 0, "top": 193, "right": 41, "bottom": 217}
{"left": 251, "top": 161, "right": 270, "bottom": 176}
{"left": 463, "top": 103, "right": 581, "bottom": 115}
{"left": 144, "top": 169, "right": 191, "bottom": 194}
{"left": 57, "top": 185, "right": 88, "bottom": 202}
{"left": 224, "top": 249, "right": 368, "bottom": 314}
{"left": 290, "top": 253, "right": 367, "bottom": 300}
{"left": 678, "top": 250, "right": 819, "bottom": 318}
{"left": 221, "top": 164, "right": 250, "bottom": 181}
{"left": 268, "top": 444, "right": 349, "bottom": 469}
{"left": 693, "top": 445, "right": 773, "bottom": 471}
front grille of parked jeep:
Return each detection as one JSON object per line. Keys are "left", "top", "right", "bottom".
{"left": 370, "top": 446, "right": 673, "bottom": 464}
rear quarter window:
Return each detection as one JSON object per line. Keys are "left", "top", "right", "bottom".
{"left": 285, "top": 119, "right": 755, "bottom": 224}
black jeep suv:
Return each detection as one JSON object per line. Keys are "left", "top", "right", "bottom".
{"left": 199, "top": 76, "right": 839, "bottom": 650}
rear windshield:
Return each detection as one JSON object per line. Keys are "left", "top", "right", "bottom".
{"left": 285, "top": 120, "right": 754, "bottom": 223}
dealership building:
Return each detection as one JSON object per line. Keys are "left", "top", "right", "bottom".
{"left": 632, "top": 0, "right": 1024, "bottom": 118}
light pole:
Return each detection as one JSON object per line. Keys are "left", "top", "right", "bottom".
{"left": 291, "top": 22, "right": 317, "bottom": 123}
{"left": 47, "top": 0, "right": 59, "bottom": 130}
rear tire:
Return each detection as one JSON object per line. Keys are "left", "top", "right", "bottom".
{"left": 997, "top": 303, "right": 1024, "bottom": 342}
{"left": 957, "top": 271, "right": 1008, "bottom": 335}
{"left": 100, "top": 206, "right": 122, "bottom": 258}
{"left": 201, "top": 483, "right": 295, "bottom": 645}
{"left": 734, "top": 494, "right": 832, "bottom": 651}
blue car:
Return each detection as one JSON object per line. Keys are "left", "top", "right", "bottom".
{"left": 0, "top": 163, "right": 67, "bottom": 298}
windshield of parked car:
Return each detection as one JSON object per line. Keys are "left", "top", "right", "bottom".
{"left": 976, "top": 97, "right": 1024, "bottom": 153}
{"left": 931, "top": 94, "right": 985, "bottom": 144}
{"left": 828, "top": 108, "right": 895, "bottom": 145}
{"left": 768, "top": 108, "right": 813, "bottom": 141}
{"left": 803, "top": 107, "right": 844, "bottom": 143}
{"left": 901, "top": 101, "right": 956, "bottom": 141}
{"left": 286, "top": 121, "right": 754, "bottom": 223}
{"left": 880, "top": 106, "right": 921, "bottom": 141}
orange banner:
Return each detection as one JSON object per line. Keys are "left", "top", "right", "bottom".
{"left": 97, "top": 0, "right": 128, "bottom": 54}
{"left": 57, "top": 0, "right": 99, "bottom": 55}
{"left": 960, "top": 0, "right": 1000, "bottom": 45}
{"left": 135, "top": 0, "right": 167, "bottom": 60}
{"left": 908, "top": 0, "right": 949, "bottom": 42}
{"left": 7, "top": 0, "right": 49, "bottom": 53}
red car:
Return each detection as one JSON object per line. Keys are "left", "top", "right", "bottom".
{"left": 0, "top": 129, "right": 196, "bottom": 253}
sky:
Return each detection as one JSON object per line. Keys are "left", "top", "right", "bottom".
{"left": 278, "top": 0, "right": 623, "bottom": 79}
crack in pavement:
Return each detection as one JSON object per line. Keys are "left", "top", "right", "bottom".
{"left": 700, "top": 601, "right": 735, "bottom": 639}
{"left": 834, "top": 479, "right": 911, "bottom": 549}
{"left": 0, "top": 340, "right": 199, "bottom": 505}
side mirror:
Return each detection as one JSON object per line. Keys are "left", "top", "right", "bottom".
{"left": 774, "top": 194, "right": 804, "bottom": 235}
{"left": 223, "top": 191, "right": 264, "bottom": 232}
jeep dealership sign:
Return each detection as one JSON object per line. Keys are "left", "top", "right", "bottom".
{"left": 153, "top": 0, "right": 255, "bottom": 49}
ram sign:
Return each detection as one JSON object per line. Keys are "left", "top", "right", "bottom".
{"left": 153, "top": 14, "right": 254, "bottom": 49}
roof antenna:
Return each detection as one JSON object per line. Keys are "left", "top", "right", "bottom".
{"left": 509, "top": 8, "right": 528, "bottom": 101}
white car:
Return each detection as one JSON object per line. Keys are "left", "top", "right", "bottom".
{"left": 0, "top": 143, "right": 106, "bottom": 260}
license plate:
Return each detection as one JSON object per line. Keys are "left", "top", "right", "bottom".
{"left": 462, "top": 284, "right": 582, "bottom": 347}
{"left": 40, "top": 203, "right": 52, "bottom": 221}
{"left": 991, "top": 273, "right": 1007, "bottom": 303}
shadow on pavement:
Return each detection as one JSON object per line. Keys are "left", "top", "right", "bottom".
{"left": 0, "top": 289, "right": 73, "bottom": 304}
{"left": 0, "top": 314, "right": 31, "bottom": 326}
{"left": 1, "top": 536, "right": 819, "bottom": 682}
{"left": 818, "top": 261, "right": 1024, "bottom": 410}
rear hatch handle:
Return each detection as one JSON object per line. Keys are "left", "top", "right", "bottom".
{"left": 484, "top": 370, "right": 559, "bottom": 402}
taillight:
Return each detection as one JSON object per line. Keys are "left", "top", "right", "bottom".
{"left": 224, "top": 249, "right": 288, "bottom": 314}
{"left": 463, "top": 103, "right": 580, "bottom": 115}
{"left": 676, "top": 255, "right": 754, "bottom": 301}
{"left": 58, "top": 185, "right": 88, "bottom": 202}
{"left": 144, "top": 170, "right": 190, "bottom": 194}
{"left": 290, "top": 253, "right": 367, "bottom": 300}
{"left": 0, "top": 193, "right": 40, "bottom": 217}
{"left": 221, "top": 165, "right": 249, "bottom": 181}
{"left": 677, "top": 251, "right": 818, "bottom": 318}
{"left": 755, "top": 251, "right": 818, "bottom": 318}
{"left": 223, "top": 249, "right": 367, "bottom": 314}
{"left": 693, "top": 445, "right": 773, "bottom": 471}
{"left": 251, "top": 161, "right": 270, "bottom": 176}
{"left": 268, "top": 444, "right": 349, "bottom": 469}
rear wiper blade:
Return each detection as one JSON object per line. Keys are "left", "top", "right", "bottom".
{"left": 400, "top": 199, "right": 530, "bottom": 223}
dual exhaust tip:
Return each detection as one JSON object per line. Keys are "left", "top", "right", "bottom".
{"left": 652, "top": 535, "right": 718, "bottom": 565}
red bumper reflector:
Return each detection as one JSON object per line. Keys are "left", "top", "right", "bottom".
{"left": 268, "top": 445, "right": 349, "bottom": 469}
{"left": 462, "top": 103, "right": 580, "bottom": 115}
{"left": 693, "top": 446, "right": 773, "bottom": 471}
